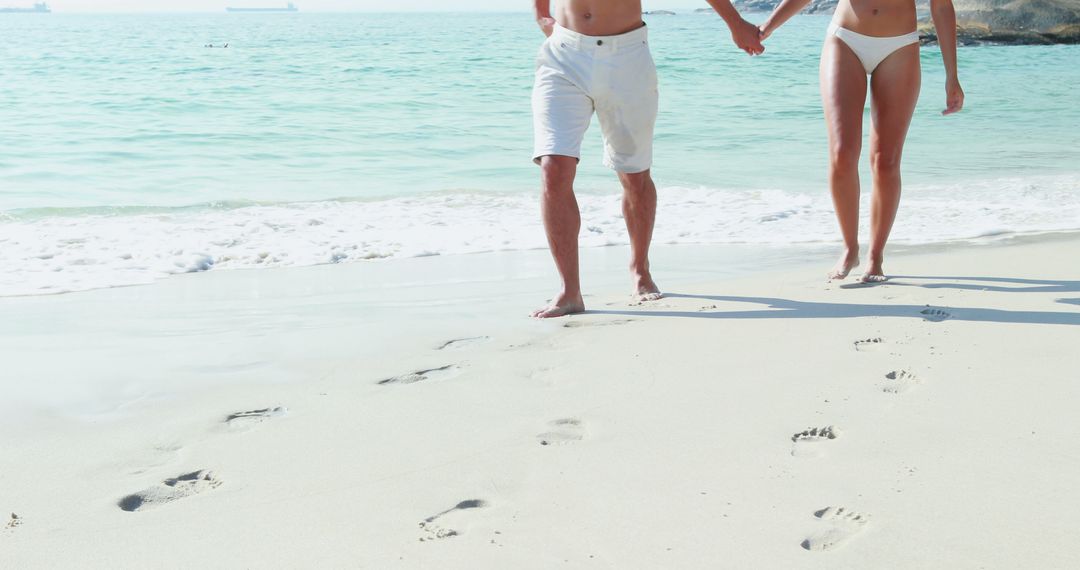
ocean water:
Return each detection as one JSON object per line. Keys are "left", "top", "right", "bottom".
{"left": 2, "top": 12, "right": 1079, "bottom": 296}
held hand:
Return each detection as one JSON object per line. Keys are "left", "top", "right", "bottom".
{"left": 730, "top": 18, "right": 765, "bottom": 56}
{"left": 943, "top": 78, "right": 964, "bottom": 115}
{"left": 758, "top": 24, "right": 772, "bottom": 42}
{"left": 538, "top": 16, "right": 556, "bottom": 38}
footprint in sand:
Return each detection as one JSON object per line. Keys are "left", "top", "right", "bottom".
{"left": 225, "top": 406, "right": 287, "bottom": 430}
{"left": 920, "top": 307, "right": 952, "bottom": 322}
{"left": 853, "top": 337, "right": 886, "bottom": 352}
{"left": 118, "top": 470, "right": 222, "bottom": 512}
{"left": 437, "top": 336, "right": 491, "bottom": 351}
{"left": 378, "top": 365, "right": 461, "bottom": 386}
{"left": 802, "top": 507, "right": 870, "bottom": 551}
{"left": 5, "top": 513, "right": 22, "bottom": 531}
{"left": 418, "top": 499, "right": 489, "bottom": 541}
{"left": 882, "top": 369, "right": 921, "bottom": 394}
{"left": 563, "top": 319, "right": 636, "bottom": 329}
{"left": 537, "top": 418, "right": 585, "bottom": 446}
{"left": 791, "top": 426, "right": 840, "bottom": 457}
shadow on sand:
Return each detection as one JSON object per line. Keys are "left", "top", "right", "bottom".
{"left": 859, "top": 275, "right": 1080, "bottom": 294}
{"left": 587, "top": 292, "right": 1080, "bottom": 327}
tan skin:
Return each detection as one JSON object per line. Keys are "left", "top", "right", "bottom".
{"left": 531, "top": 0, "right": 763, "bottom": 318}
{"left": 761, "top": 0, "right": 964, "bottom": 282}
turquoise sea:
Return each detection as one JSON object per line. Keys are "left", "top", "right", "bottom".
{"left": 2, "top": 12, "right": 1079, "bottom": 295}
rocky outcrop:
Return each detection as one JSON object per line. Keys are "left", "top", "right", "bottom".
{"left": 695, "top": 0, "right": 1080, "bottom": 44}
{"left": 921, "top": 0, "right": 1080, "bottom": 44}
{"left": 702, "top": 0, "right": 840, "bottom": 13}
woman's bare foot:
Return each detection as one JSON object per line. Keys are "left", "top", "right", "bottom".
{"left": 531, "top": 292, "right": 585, "bottom": 319}
{"left": 827, "top": 249, "right": 861, "bottom": 280}
{"left": 860, "top": 255, "right": 887, "bottom": 283}
{"left": 633, "top": 271, "right": 663, "bottom": 302}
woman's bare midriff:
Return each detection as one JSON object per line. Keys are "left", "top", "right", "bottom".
{"left": 832, "top": 0, "right": 918, "bottom": 36}
{"left": 554, "top": 0, "right": 645, "bottom": 36}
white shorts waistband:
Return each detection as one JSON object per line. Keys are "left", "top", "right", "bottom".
{"left": 551, "top": 23, "right": 648, "bottom": 50}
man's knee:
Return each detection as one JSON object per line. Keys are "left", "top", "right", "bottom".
{"left": 618, "top": 169, "right": 652, "bottom": 194}
{"left": 539, "top": 156, "right": 577, "bottom": 191}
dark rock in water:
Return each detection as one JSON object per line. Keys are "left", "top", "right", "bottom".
{"left": 920, "top": 0, "right": 1080, "bottom": 44}
{"left": 803, "top": 0, "right": 841, "bottom": 14}
{"left": 707, "top": 0, "right": 1080, "bottom": 44}
{"left": 728, "top": 0, "right": 918, "bottom": 14}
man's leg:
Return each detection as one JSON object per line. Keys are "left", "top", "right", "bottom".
{"left": 618, "top": 169, "right": 661, "bottom": 300}
{"left": 532, "top": 155, "right": 586, "bottom": 318}
{"left": 597, "top": 30, "right": 661, "bottom": 300}
{"left": 531, "top": 44, "right": 593, "bottom": 318}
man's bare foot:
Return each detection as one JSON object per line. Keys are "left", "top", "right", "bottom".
{"left": 827, "top": 250, "right": 860, "bottom": 280}
{"left": 531, "top": 292, "right": 585, "bottom": 319}
{"left": 632, "top": 272, "right": 663, "bottom": 302}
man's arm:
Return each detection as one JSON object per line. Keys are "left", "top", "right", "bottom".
{"left": 534, "top": 0, "right": 555, "bottom": 37}
{"left": 758, "top": 0, "right": 813, "bottom": 40}
{"left": 704, "top": 0, "right": 765, "bottom": 55}
{"left": 930, "top": 0, "right": 964, "bottom": 115}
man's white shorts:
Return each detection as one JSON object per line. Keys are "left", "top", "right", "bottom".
{"left": 532, "top": 23, "right": 659, "bottom": 174}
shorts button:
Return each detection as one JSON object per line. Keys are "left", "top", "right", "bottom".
{"left": 597, "top": 40, "right": 603, "bottom": 46}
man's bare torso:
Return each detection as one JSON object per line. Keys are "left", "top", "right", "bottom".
{"left": 554, "top": 0, "right": 645, "bottom": 37}
{"left": 833, "top": 0, "right": 917, "bottom": 36}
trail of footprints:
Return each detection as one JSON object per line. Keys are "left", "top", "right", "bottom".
{"left": 379, "top": 333, "right": 497, "bottom": 386}
{"left": 118, "top": 405, "right": 288, "bottom": 512}
{"left": 115, "top": 335, "right": 491, "bottom": 518}
{"left": 793, "top": 310, "right": 945, "bottom": 549}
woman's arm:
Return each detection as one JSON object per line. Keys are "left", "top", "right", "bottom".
{"left": 534, "top": 0, "right": 555, "bottom": 37}
{"left": 704, "top": 0, "right": 766, "bottom": 55}
{"left": 931, "top": 0, "right": 964, "bottom": 114}
{"left": 759, "top": 0, "right": 814, "bottom": 40}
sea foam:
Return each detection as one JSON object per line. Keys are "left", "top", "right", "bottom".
{"left": 2, "top": 174, "right": 1078, "bottom": 297}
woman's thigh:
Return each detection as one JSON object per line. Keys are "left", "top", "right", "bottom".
{"left": 869, "top": 44, "right": 921, "bottom": 159}
{"left": 820, "top": 37, "right": 869, "bottom": 160}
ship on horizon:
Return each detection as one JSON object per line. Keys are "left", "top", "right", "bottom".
{"left": 226, "top": 2, "right": 298, "bottom": 12}
{"left": 0, "top": 2, "right": 50, "bottom": 13}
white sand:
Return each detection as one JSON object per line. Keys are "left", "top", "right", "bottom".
{"left": 2, "top": 237, "right": 1079, "bottom": 568}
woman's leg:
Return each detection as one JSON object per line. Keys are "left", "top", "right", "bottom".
{"left": 865, "top": 44, "right": 921, "bottom": 282}
{"left": 820, "top": 37, "right": 870, "bottom": 279}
